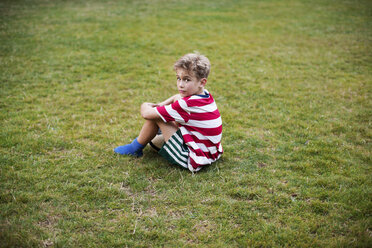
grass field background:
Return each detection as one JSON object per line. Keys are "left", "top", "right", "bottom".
{"left": 1, "top": 0, "right": 371, "bottom": 247}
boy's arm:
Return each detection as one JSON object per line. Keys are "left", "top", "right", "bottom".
{"left": 141, "top": 94, "right": 182, "bottom": 120}
{"left": 157, "top": 94, "right": 181, "bottom": 106}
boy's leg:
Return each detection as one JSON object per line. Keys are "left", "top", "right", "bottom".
{"left": 156, "top": 120, "right": 179, "bottom": 141}
{"left": 114, "top": 119, "right": 178, "bottom": 156}
{"left": 137, "top": 119, "right": 178, "bottom": 145}
{"left": 136, "top": 119, "right": 159, "bottom": 145}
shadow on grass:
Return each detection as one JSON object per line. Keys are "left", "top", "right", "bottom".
{"left": 140, "top": 147, "right": 224, "bottom": 175}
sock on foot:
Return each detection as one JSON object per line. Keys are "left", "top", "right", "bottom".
{"left": 114, "top": 138, "right": 145, "bottom": 157}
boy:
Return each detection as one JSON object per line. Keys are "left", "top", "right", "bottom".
{"left": 114, "top": 53, "right": 223, "bottom": 172}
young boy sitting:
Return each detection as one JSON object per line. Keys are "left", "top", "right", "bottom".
{"left": 114, "top": 53, "right": 223, "bottom": 172}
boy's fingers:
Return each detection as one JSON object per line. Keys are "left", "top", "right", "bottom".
{"left": 143, "top": 102, "right": 160, "bottom": 107}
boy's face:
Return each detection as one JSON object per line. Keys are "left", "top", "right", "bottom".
{"left": 176, "top": 68, "right": 206, "bottom": 98}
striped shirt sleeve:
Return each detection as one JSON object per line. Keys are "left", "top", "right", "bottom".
{"left": 155, "top": 99, "right": 190, "bottom": 124}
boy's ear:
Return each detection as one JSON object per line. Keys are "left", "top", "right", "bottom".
{"left": 200, "top": 78, "right": 207, "bottom": 87}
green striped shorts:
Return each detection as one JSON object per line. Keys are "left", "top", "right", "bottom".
{"left": 158, "top": 129, "right": 189, "bottom": 169}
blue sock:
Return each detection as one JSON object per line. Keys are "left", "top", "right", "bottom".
{"left": 114, "top": 138, "right": 145, "bottom": 157}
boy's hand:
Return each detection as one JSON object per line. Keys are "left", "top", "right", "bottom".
{"left": 145, "top": 102, "right": 159, "bottom": 108}
{"left": 156, "top": 94, "right": 181, "bottom": 106}
{"left": 173, "top": 94, "right": 182, "bottom": 102}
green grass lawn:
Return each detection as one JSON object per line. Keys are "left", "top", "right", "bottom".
{"left": 1, "top": 0, "right": 371, "bottom": 247}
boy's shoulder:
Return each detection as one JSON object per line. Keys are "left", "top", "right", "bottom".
{"left": 183, "top": 90, "right": 214, "bottom": 105}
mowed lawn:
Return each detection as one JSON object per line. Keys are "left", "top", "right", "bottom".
{"left": 0, "top": 0, "right": 371, "bottom": 247}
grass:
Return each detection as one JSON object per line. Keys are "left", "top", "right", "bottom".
{"left": 0, "top": 0, "right": 371, "bottom": 247}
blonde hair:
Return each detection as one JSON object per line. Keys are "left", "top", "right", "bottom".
{"left": 174, "top": 53, "right": 211, "bottom": 79}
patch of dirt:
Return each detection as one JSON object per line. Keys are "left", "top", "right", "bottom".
{"left": 258, "top": 162, "right": 268, "bottom": 167}
{"left": 119, "top": 182, "right": 135, "bottom": 197}
{"left": 192, "top": 220, "right": 216, "bottom": 233}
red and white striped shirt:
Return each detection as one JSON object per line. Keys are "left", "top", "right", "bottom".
{"left": 155, "top": 90, "right": 223, "bottom": 171}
